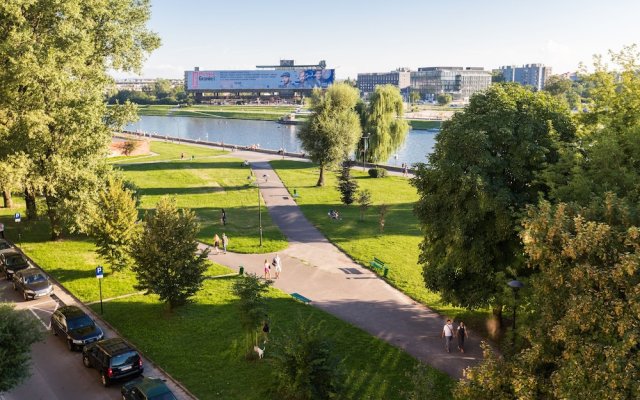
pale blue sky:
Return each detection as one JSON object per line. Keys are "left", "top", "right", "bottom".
{"left": 115, "top": 0, "right": 640, "bottom": 80}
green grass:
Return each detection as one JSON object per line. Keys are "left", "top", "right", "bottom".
{"left": 91, "top": 279, "right": 453, "bottom": 400}
{"left": 109, "top": 141, "right": 227, "bottom": 165}
{"left": 135, "top": 105, "right": 298, "bottom": 121}
{"left": 270, "top": 160, "right": 489, "bottom": 332}
{"left": 408, "top": 120, "right": 442, "bottom": 130}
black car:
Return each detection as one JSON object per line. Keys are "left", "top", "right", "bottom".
{"left": 51, "top": 305, "right": 104, "bottom": 351}
{"left": 0, "top": 238, "right": 12, "bottom": 253}
{"left": 82, "top": 338, "right": 143, "bottom": 386}
{"left": 0, "top": 250, "right": 29, "bottom": 280}
{"left": 122, "top": 377, "right": 177, "bottom": 400}
{"left": 12, "top": 268, "right": 54, "bottom": 301}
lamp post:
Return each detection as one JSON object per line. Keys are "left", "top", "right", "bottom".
{"left": 361, "top": 134, "right": 370, "bottom": 171}
{"left": 248, "top": 175, "right": 263, "bottom": 246}
{"left": 507, "top": 279, "right": 524, "bottom": 345}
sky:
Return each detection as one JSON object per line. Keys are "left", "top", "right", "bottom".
{"left": 114, "top": 0, "right": 640, "bottom": 80}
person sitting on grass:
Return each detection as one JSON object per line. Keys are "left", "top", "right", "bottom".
{"left": 328, "top": 210, "right": 340, "bottom": 220}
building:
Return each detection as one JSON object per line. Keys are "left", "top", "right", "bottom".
{"left": 409, "top": 67, "right": 491, "bottom": 101}
{"left": 356, "top": 69, "right": 411, "bottom": 98}
{"left": 499, "top": 64, "right": 552, "bottom": 90}
{"left": 185, "top": 60, "right": 334, "bottom": 103}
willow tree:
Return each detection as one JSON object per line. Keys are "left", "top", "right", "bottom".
{"left": 0, "top": 0, "right": 159, "bottom": 238}
{"left": 298, "top": 83, "right": 362, "bottom": 186}
{"left": 360, "top": 85, "right": 410, "bottom": 163}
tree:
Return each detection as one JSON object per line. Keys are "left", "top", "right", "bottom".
{"left": 0, "top": 304, "right": 44, "bottom": 392}
{"left": 491, "top": 70, "right": 505, "bottom": 83}
{"left": 409, "top": 90, "right": 421, "bottom": 105}
{"left": 269, "top": 317, "right": 344, "bottom": 400}
{"left": 356, "top": 189, "right": 372, "bottom": 221}
{"left": 120, "top": 140, "right": 139, "bottom": 156}
{"left": 0, "top": 0, "right": 160, "bottom": 239}
{"left": 0, "top": 153, "right": 28, "bottom": 208}
{"left": 89, "top": 175, "right": 139, "bottom": 272}
{"left": 130, "top": 197, "right": 209, "bottom": 310}
{"left": 378, "top": 203, "right": 388, "bottom": 233}
{"left": 336, "top": 163, "right": 358, "bottom": 205}
{"left": 231, "top": 273, "right": 272, "bottom": 356}
{"left": 360, "top": 85, "right": 410, "bottom": 163}
{"left": 436, "top": 93, "right": 452, "bottom": 105}
{"left": 457, "top": 197, "right": 640, "bottom": 399}
{"left": 412, "top": 83, "right": 576, "bottom": 325}
{"left": 297, "top": 84, "right": 362, "bottom": 186}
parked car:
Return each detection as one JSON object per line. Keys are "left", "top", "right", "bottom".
{"left": 121, "top": 377, "right": 177, "bottom": 400}
{"left": 51, "top": 305, "right": 104, "bottom": 351}
{"left": 82, "top": 338, "right": 143, "bottom": 386}
{"left": 0, "top": 239, "right": 13, "bottom": 254}
{"left": 0, "top": 250, "right": 29, "bottom": 280}
{"left": 12, "top": 268, "right": 53, "bottom": 301}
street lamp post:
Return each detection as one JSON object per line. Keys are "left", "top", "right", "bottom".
{"left": 361, "top": 134, "right": 370, "bottom": 171}
{"left": 507, "top": 279, "right": 524, "bottom": 346}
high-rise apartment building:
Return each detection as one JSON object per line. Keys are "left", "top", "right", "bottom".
{"left": 499, "top": 64, "right": 551, "bottom": 90}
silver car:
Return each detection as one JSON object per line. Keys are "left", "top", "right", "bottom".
{"left": 12, "top": 268, "right": 54, "bottom": 301}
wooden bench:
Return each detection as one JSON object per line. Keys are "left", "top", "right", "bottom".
{"left": 291, "top": 292, "right": 312, "bottom": 304}
{"left": 370, "top": 257, "right": 389, "bottom": 277}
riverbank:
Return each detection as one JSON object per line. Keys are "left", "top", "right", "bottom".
{"left": 135, "top": 105, "right": 442, "bottom": 130}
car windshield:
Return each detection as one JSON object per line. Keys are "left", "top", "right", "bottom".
{"left": 25, "top": 273, "right": 47, "bottom": 284}
{"left": 149, "top": 393, "right": 177, "bottom": 400}
{"left": 67, "top": 315, "right": 94, "bottom": 331}
{"left": 6, "top": 255, "right": 25, "bottom": 266}
{"left": 111, "top": 351, "right": 139, "bottom": 368}
{"left": 0, "top": 242, "right": 10, "bottom": 250}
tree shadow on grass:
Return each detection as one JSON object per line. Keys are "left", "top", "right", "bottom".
{"left": 118, "top": 161, "right": 248, "bottom": 172}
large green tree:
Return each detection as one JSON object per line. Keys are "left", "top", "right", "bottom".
{"left": 412, "top": 83, "right": 575, "bottom": 323}
{"left": 297, "top": 83, "right": 362, "bottom": 186}
{"left": 130, "top": 197, "right": 209, "bottom": 310}
{"left": 231, "top": 273, "right": 272, "bottom": 354}
{"left": 360, "top": 85, "right": 410, "bottom": 163}
{"left": 0, "top": 304, "right": 44, "bottom": 392}
{"left": 0, "top": 0, "right": 159, "bottom": 238}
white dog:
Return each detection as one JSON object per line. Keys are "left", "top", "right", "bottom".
{"left": 254, "top": 345, "right": 265, "bottom": 359}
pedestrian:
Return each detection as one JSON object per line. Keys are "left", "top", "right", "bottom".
{"left": 441, "top": 319, "right": 454, "bottom": 353}
{"left": 272, "top": 253, "right": 282, "bottom": 279}
{"left": 222, "top": 233, "right": 229, "bottom": 254}
{"left": 457, "top": 321, "right": 468, "bottom": 353}
{"left": 213, "top": 234, "right": 220, "bottom": 255}
{"left": 0, "top": 222, "right": 4, "bottom": 239}
{"left": 403, "top": 163, "right": 408, "bottom": 177}
{"left": 180, "top": 152, "right": 185, "bottom": 159}
{"left": 263, "top": 259, "right": 271, "bottom": 279}
{"left": 221, "top": 208, "right": 227, "bottom": 226}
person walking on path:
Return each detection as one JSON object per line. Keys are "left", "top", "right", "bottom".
{"left": 272, "top": 253, "right": 282, "bottom": 279}
{"left": 402, "top": 163, "right": 409, "bottom": 177}
{"left": 221, "top": 208, "right": 227, "bottom": 226}
{"left": 0, "top": 222, "right": 4, "bottom": 239}
{"left": 457, "top": 322, "right": 468, "bottom": 353}
{"left": 222, "top": 233, "right": 229, "bottom": 254}
{"left": 213, "top": 234, "right": 221, "bottom": 255}
{"left": 263, "top": 259, "right": 271, "bottom": 279}
{"left": 441, "top": 319, "right": 454, "bottom": 353}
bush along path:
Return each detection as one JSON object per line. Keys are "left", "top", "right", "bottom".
{"left": 200, "top": 151, "right": 483, "bottom": 379}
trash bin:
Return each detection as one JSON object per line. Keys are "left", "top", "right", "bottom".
{"left": 239, "top": 266, "right": 244, "bottom": 276}
{"left": 383, "top": 268, "right": 389, "bottom": 278}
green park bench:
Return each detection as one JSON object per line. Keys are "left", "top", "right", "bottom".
{"left": 291, "top": 292, "right": 312, "bottom": 304}
{"left": 370, "top": 257, "right": 389, "bottom": 277}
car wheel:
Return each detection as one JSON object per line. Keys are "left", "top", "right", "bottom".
{"left": 82, "top": 355, "right": 91, "bottom": 368}
{"left": 23, "top": 291, "right": 29, "bottom": 301}
{"left": 67, "top": 340, "right": 74, "bottom": 351}
{"left": 101, "top": 372, "right": 109, "bottom": 387}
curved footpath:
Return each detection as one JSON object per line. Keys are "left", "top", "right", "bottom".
{"left": 203, "top": 150, "right": 482, "bottom": 379}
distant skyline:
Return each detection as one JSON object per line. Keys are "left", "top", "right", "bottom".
{"left": 113, "top": 0, "right": 640, "bottom": 80}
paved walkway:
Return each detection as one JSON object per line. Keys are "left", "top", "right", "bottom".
{"left": 203, "top": 150, "right": 482, "bottom": 379}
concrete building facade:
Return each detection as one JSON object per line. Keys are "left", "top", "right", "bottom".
{"left": 409, "top": 67, "right": 491, "bottom": 101}
{"left": 357, "top": 70, "right": 411, "bottom": 98}
{"left": 499, "top": 64, "right": 551, "bottom": 90}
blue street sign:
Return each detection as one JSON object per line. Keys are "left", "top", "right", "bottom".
{"left": 96, "top": 266, "right": 104, "bottom": 279}
{"left": 14, "top": 212, "right": 21, "bottom": 223}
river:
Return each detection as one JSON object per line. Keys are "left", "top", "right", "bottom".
{"left": 126, "top": 116, "right": 438, "bottom": 166}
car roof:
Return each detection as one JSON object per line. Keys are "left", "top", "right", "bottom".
{"left": 18, "top": 268, "right": 45, "bottom": 277}
{"left": 134, "top": 377, "right": 173, "bottom": 397}
{"left": 97, "top": 338, "right": 135, "bottom": 356}
{"left": 57, "top": 305, "right": 90, "bottom": 318}
{"left": 3, "top": 250, "right": 23, "bottom": 257}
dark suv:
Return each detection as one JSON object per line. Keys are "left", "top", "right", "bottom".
{"left": 51, "top": 305, "right": 104, "bottom": 351}
{"left": 0, "top": 250, "right": 29, "bottom": 280}
{"left": 82, "top": 338, "right": 143, "bottom": 386}
{"left": 122, "top": 377, "right": 177, "bottom": 400}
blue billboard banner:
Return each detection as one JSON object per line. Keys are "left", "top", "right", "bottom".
{"left": 186, "top": 69, "right": 335, "bottom": 91}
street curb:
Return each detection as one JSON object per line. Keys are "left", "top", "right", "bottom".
{"left": 8, "top": 238, "right": 199, "bottom": 400}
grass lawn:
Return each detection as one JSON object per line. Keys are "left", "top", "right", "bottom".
{"left": 270, "top": 160, "right": 490, "bottom": 332}
{"left": 135, "top": 105, "right": 298, "bottom": 121}
{"left": 108, "top": 140, "right": 227, "bottom": 165}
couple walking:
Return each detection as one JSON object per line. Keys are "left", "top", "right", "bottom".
{"left": 212, "top": 233, "right": 228, "bottom": 254}
{"left": 441, "top": 319, "right": 468, "bottom": 353}
{"left": 263, "top": 254, "right": 282, "bottom": 279}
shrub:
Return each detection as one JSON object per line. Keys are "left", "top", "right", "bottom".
{"left": 368, "top": 168, "right": 387, "bottom": 178}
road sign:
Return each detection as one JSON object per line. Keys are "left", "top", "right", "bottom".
{"left": 96, "top": 266, "right": 104, "bottom": 279}
{"left": 14, "top": 212, "right": 21, "bottom": 223}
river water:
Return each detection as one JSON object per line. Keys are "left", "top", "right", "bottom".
{"left": 126, "top": 116, "right": 438, "bottom": 166}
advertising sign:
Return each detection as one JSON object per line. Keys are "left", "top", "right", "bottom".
{"left": 186, "top": 69, "right": 335, "bottom": 91}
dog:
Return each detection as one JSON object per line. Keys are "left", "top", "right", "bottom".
{"left": 254, "top": 345, "right": 265, "bottom": 359}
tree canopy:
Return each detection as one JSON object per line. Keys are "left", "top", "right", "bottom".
{"left": 297, "top": 83, "right": 362, "bottom": 186}
{"left": 412, "top": 83, "right": 576, "bottom": 314}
